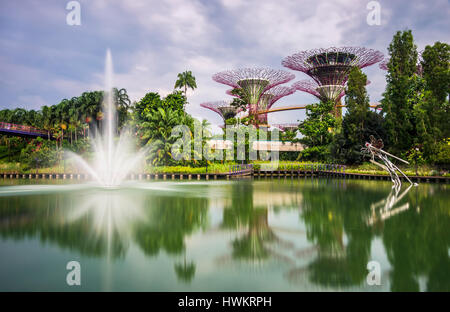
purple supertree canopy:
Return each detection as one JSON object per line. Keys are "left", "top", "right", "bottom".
{"left": 200, "top": 101, "right": 242, "bottom": 121}
{"left": 226, "top": 89, "right": 238, "bottom": 97}
{"left": 379, "top": 58, "right": 388, "bottom": 71}
{"left": 259, "top": 85, "right": 296, "bottom": 110}
{"left": 212, "top": 68, "right": 295, "bottom": 109}
{"left": 292, "top": 80, "right": 345, "bottom": 102}
{"left": 282, "top": 47, "right": 383, "bottom": 86}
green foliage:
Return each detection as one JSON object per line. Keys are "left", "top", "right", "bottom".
{"left": 331, "top": 68, "right": 386, "bottom": 164}
{"left": 433, "top": 139, "right": 450, "bottom": 167}
{"left": 134, "top": 91, "right": 185, "bottom": 122}
{"left": 229, "top": 88, "right": 248, "bottom": 111}
{"left": 407, "top": 146, "right": 425, "bottom": 167}
{"left": 225, "top": 117, "right": 238, "bottom": 126}
{"left": 297, "top": 101, "right": 336, "bottom": 161}
{"left": 142, "top": 107, "right": 190, "bottom": 166}
{"left": 19, "top": 137, "right": 60, "bottom": 169}
{"left": 174, "top": 70, "right": 197, "bottom": 103}
{"left": 421, "top": 42, "right": 450, "bottom": 103}
{"left": 381, "top": 30, "right": 419, "bottom": 155}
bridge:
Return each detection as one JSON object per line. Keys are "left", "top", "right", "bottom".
{"left": 0, "top": 122, "right": 52, "bottom": 139}
{"left": 256, "top": 103, "right": 381, "bottom": 115}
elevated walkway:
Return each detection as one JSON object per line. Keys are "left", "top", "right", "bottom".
{"left": 0, "top": 122, "right": 52, "bottom": 139}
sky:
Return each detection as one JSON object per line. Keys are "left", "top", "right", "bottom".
{"left": 0, "top": 0, "right": 448, "bottom": 134}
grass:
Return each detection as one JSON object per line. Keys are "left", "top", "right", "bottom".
{"left": 0, "top": 160, "right": 447, "bottom": 177}
{"left": 343, "top": 162, "right": 445, "bottom": 176}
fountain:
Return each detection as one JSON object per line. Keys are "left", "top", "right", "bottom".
{"left": 67, "top": 50, "right": 147, "bottom": 187}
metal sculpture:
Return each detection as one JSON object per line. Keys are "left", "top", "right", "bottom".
{"left": 256, "top": 85, "right": 296, "bottom": 124}
{"left": 361, "top": 135, "right": 417, "bottom": 187}
{"left": 282, "top": 47, "right": 383, "bottom": 117}
{"left": 200, "top": 101, "right": 242, "bottom": 123}
{"left": 292, "top": 79, "right": 345, "bottom": 103}
{"left": 212, "top": 68, "right": 295, "bottom": 119}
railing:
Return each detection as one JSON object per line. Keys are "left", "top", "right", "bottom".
{"left": 229, "top": 164, "right": 253, "bottom": 176}
{"left": 0, "top": 122, "right": 48, "bottom": 136}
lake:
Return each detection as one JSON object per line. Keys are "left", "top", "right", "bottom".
{"left": 0, "top": 178, "right": 448, "bottom": 291}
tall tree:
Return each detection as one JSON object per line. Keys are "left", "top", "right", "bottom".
{"left": 332, "top": 68, "right": 385, "bottom": 164}
{"left": 381, "top": 30, "right": 418, "bottom": 155}
{"left": 421, "top": 42, "right": 450, "bottom": 104}
{"left": 419, "top": 42, "right": 450, "bottom": 161}
{"left": 174, "top": 71, "right": 197, "bottom": 106}
{"left": 297, "top": 101, "right": 336, "bottom": 161}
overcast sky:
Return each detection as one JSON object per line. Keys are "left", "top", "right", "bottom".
{"left": 0, "top": 0, "right": 448, "bottom": 133}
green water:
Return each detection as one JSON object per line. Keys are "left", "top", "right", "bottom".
{"left": 0, "top": 178, "right": 448, "bottom": 291}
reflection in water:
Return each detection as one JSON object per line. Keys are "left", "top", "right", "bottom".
{"left": 64, "top": 190, "right": 146, "bottom": 258}
{"left": 0, "top": 183, "right": 210, "bottom": 285}
{"left": 368, "top": 184, "right": 413, "bottom": 226}
{"left": 0, "top": 179, "right": 448, "bottom": 291}
{"left": 220, "top": 182, "right": 301, "bottom": 267}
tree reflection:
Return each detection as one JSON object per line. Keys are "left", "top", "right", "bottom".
{"left": 299, "top": 180, "right": 450, "bottom": 291}
{"left": 220, "top": 181, "right": 300, "bottom": 264}
{"left": 0, "top": 180, "right": 448, "bottom": 291}
{"left": 382, "top": 184, "right": 450, "bottom": 291}
{"left": 0, "top": 186, "right": 209, "bottom": 284}
{"left": 133, "top": 196, "right": 208, "bottom": 257}
{"left": 299, "top": 179, "right": 375, "bottom": 287}
{"left": 174, "top": 253, "right": 196, "bottom": 283}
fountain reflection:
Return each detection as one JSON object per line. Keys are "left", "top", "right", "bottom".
{"left": 0, "top": 180, "right": 448, "bottom": 291}
{"left": 0, "top": 185, "right": 209, "bottom": 284}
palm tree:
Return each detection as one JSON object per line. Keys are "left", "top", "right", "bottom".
{"left": 41, "top": 106, "right": 52, "bottom": 140}
{"left": 142, "top": 107, "right": 184, "bottom": 166}
{"left": 174, "top": 71, "right": 197, "bottom": 106}
{"left": 114, "top": 88, "right": 131, "bottom": 130}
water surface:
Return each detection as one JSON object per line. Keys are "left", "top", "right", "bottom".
{"left": 0, "top": 178, "right": 448, "bottom": 291}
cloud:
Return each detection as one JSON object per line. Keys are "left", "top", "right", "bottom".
{"left": 0, "top": 0, "right": 448, "bottom": 130}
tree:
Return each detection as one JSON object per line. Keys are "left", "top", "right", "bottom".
{"left": 230, "top": 88, "right": 248, "bottom": 112}
{"left": 174, "top": 70, "right": 197, "bottom": 106}
{"left": 331, "top": 67, "right": 386, "bottom": 164}
{"left": 141, "top": 106, "right": 191, "bottom": 166}
{"left": 421, "top": 42, "right": 450, "bottom": 104}
{"left": 114, "top": 88, "right": 131, "bottom": 130}
{"left": 419, "top": 42, "right": 450, "bottom": 161}
{"left": 381, "top": 30, "right": 419, "bottom": 156}
{"left": 297, "top": 101, "right": 336, "bottom": 161}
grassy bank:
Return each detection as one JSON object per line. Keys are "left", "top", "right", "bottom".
{"left": 0, "top": 161, "right": 448, "bottom": 177}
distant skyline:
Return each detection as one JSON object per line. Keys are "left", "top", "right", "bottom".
{"left": 0, "top": 0, "right": 448, "bottom": 133}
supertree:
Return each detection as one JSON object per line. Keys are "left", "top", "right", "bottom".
{"left": 225, "top": 85, "right": 295, "bottom": 125}
{"left": 200, "top": 101, "right": 242, "bottom": 124}
{"left": 226, "top": 89, "right": 239, "bottom": 97}
{"left": 292, "top": 79, "right": 345, "bottom": 103}
{"left": 212, "top": 68, "right": 295, "bottom": 122}
{"left": 256, "top": 85, "right": 296, "bottom": 124}
{"left": 282, "top": 47, "right": 383, "bottom": 117}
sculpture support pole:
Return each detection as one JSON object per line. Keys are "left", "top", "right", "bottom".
{"left": 362, "top": 137, "right": 416, "bottom": 187}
